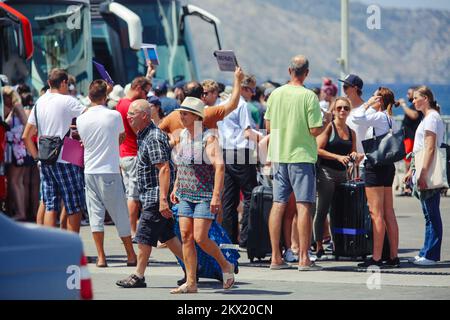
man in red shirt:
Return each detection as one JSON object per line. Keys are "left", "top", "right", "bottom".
{"left": 116, "top": 77, "right": 152, "bottom": 238}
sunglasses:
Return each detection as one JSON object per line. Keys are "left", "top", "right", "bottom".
{"left": 336, "top": 106, "right": 350, "bottom": 112}
{"left": 343, "top": 84, "right": 351, "bottom": 90}
{"left": 245, "top": 86, "right": 256, "bottom": 94}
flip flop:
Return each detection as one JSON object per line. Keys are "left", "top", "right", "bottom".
{"left": 223, "top": 263, "right": 235, "bottom": 289}
{"left": 298, "top": 262, "right": 323, "bottom": 271}
{"left": 269, "top": 262, "right": 292, "bottom": 270}
{"left": 96, "top": 262, "right": 108, "bottom": 268}
{"left": 170, "top": 283, "right": 198, "bottom": 294}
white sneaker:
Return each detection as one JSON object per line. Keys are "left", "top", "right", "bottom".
{"left": 413, "top": 257, "right": 437, "bottom": 266}
{"left": 283, "top": 249, "right": 299, "bottom": 263}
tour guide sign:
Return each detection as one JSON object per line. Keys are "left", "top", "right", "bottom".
{"left": 214, "top": 50, "right": 239, "bottom": 72}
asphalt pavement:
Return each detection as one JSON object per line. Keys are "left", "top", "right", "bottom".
{"left": 80, "top": 195, "right": 450, "bottom": 300}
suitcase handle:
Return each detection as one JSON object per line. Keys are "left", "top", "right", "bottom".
{"left": 347, "top": 159, "right": 361, "bottom": 182}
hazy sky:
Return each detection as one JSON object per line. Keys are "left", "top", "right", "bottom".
{"left": 353, "top": 0, "right": 450, "bottom": 11}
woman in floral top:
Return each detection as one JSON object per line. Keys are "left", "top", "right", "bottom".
{"left": 170, "top": 97, "right": 235, "bottom": 294}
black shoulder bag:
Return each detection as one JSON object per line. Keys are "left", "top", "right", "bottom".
{"left": 35, "top": 104, "right": 69, "bottom": 165}
{"left": 362, "top": 114, "right": 406, "bottom": 167}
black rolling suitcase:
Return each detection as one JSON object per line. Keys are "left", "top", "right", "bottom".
{"left": 330, "top": 166, "right": 372, "bottom": 260}
{"left": 246, "top": 175, "right": 273, "bottom": 263}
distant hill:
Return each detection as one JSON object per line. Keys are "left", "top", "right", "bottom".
{"left": 186, "top": 0, "right": 450, "bottom": 84}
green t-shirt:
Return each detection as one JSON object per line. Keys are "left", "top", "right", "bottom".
{"left": 247, "top": 102, "right": 261, "bottom": 128}
{"left": 264, "top": 84, "right": 322, "bottom": 163}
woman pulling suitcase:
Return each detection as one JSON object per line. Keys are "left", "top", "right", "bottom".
{"left": 170, "top": 97, "right": 235, "bottom": 293}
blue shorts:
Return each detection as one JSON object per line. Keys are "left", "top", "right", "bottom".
{"left": 272, "top": 163, "right": 316, "bottom": 204}
{"left": 177, "top": 200, "right": 215, "bottom": 220}
{"left": 40, "top": 162, "right": 87, "bottom": 215}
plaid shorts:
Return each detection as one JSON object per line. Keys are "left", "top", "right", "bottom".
{"left": 40, "top": 162, "right": 87, "bottom": 215}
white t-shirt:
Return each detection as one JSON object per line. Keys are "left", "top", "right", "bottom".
{"left": 319, "top": 100, "right": 329, "bottom": 113}
{"left": 76, "top": 105, "right": 124, "bottom": 174}
{"left": 413, "top": 110, "right": 444, "bottom": 153}
{"left": 346, "top": 103, "right": 372, "bottom": 155}
{"left": 28, "top": 92, "right": 86, "bottom": 163}
{"left": 217, "top": 96, "right": 255, "bottom": 150}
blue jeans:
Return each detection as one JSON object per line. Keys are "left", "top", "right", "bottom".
{"left": 419, "top": 191, "right": 442, "bottom": 261}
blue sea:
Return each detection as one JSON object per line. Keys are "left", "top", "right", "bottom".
{"left": 308, "top": 83, "right": 450, "bottom": 116}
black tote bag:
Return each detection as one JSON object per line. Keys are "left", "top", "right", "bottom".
{"left": 362, "top": 115, "right": 406, "bottom": 166}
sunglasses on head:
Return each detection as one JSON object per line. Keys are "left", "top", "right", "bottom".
{"left": 336, "top": 105, "right": 350, "bottom": 112}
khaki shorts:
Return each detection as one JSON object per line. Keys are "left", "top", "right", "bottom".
{"left": 119, "top": 156, "right": 139, "bottom": 201}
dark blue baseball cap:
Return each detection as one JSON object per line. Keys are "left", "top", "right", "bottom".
{"left": 147, "top": 95, "right": 161, "bottom": 106}
{"left": 173, "top": 80, "right": 186, "bottom": 90}
{"left": 154, "top": 80, "right": 168, "bottom": 93}
{"left": 338, "top": 74, "right": 363, "bottom": 90}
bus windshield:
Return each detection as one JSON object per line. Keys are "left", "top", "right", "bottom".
{"left": 116, "top": 0, "right": 196, "bottom": 84}
{"left": 10, "top": 3, "right": 91, "bottom": 95}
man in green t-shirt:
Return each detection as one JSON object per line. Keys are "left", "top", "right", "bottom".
{"left": 264, "top": 55, "right": 331, "bottom": 271}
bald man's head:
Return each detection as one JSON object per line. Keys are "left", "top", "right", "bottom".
{"left": 128, "top": 99, "right": 152, "bottom": 132}
{"left": 289, "top": 55, "right": 309, "bottom": 78}
{"left": 183, "top": 81, "right": 204, "bottom": 99}
{"left": 130, "top": 99, "right": 151, "bottom": 116}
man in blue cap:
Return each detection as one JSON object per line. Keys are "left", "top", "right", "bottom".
{"left": 173, "top": 80, "right": 186, "bottom": 104}
{"left": 147, "top": 95, "right": 165, "bottom": 126}
{"left": 340, "top": 73, "right": 368, "bottom": 175}
{"left": 153, "top": 80, "right": 179, "bottom": 116}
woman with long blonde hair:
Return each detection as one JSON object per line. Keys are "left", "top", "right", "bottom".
{"left": 404, "top": 86, "right": 444, "bottom": 266}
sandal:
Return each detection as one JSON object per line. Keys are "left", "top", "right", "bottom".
{"left": 170, "top": 283, "right": 198, "bottom": 294}
{"left": 96, "top": 262, "right": 108, "bottom": 268}
{"left": 116, "top": 274, "right": 146, "bottom": 288}
{"left": 222, "top": 263, "right": 235, "bottom": 290}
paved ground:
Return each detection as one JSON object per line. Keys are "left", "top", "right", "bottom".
{"left": 81, "top": 195, "right": 450, "bottom": 300}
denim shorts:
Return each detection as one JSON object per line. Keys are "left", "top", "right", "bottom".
{"left": 177, "top": 200, "right": 215, "bottom": 220}
{"left": 272, "top": 162, "right": 316, "bottom": 204}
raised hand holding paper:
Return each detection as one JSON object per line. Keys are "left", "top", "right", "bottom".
{"left": 141, "top": 43, "right": 160, "bottom": 66}
{"left": 213, "top": 50, "right": 239, "bottom": 72}
{"left": 93, "top": 60, "right": 114, "bottom": 85}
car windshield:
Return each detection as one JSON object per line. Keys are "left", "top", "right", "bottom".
{"left": 118, "top": 0, "right": 196, "bottom": 84}
{"left": 0, "top": 18, "right": 27, "bottom": 86}
{"left": 11, "top": 3, "right": 91, "bottom": 95}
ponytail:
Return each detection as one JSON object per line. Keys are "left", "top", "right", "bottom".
{"left": 376, "top": 87, "right": 397, "bottom": 116}
{"left": 415, "top": 86, "right": 440, "bottom": 113}
{"left": 431, "top": 100, "right": 441, "bottom": 113}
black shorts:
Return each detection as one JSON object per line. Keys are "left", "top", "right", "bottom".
{"left": 364, "top": 162, "right": 395, "bottom": 187}
{"left": 135, "top": 205, "right": 176, "bottom": 247}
